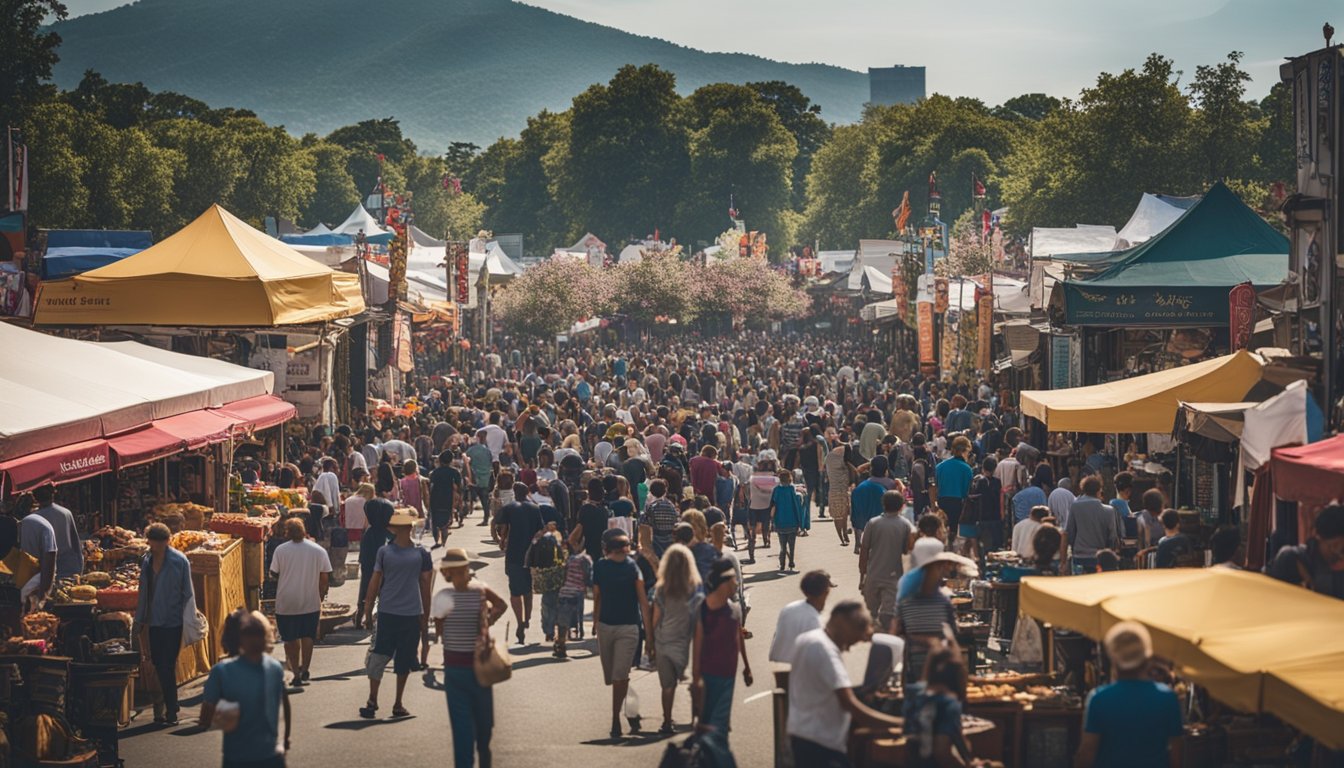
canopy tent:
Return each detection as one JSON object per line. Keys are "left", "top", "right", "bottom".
{"left": 818, "top": 250, "right": 856, "bottom": 275}
{"left": 1020, "top": 350, "right": 1264, "bottom": 433}
{"left": 409, "top": 225, "right": 445, "bottom": 248}
{"left": 1174, "top": 379, "right": 1323, "bottom": 461}
{"left": 1272, "top": 434, "right": 1344, "bottom": 506}
{"left": 34, "top": 205, "right": 365, "bottom": 326}
{"left": 42, "top": 230, "right": 154, "bottom": 279}
{"left": 332, "top": 204, "right": 393, "bottom": 244}
{"left": 1028, "top": 225, "right": 1117, "bottom": 259}
{"left": 0, "top": 323, "right": 287, "bottom": 490}
{"left": 1021, "top": 569, "right": 1344, "bottom": 749}
{"left": 1115, "top": 193, "right": 1200, "bottom": 248}
{"left": 304, "top": 223, "right": 332, "bottom": 236}
{"left": 1059, "top": 183, "right": 1289, "bottom": 326}
{"left": 845, "top": 240, "right": 901, "bottom": 291}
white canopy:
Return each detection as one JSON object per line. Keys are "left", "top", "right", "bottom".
{"left": 1029, "top": 225, "right": 1117, "bottom": 259}
{"left": 304, "top": 223, "right": 332, "bottom": 236}
{"left": 846, "top": 240, "right": 902, "bottom": 291}
{"left": 333, "top": 205, "right": 389, "bottom": 237}
{"left": 0, "top": 323, "right": 273, "bottom": 461}
{"left": 410, "top": 225, "right": 444, "bottom": 248}
{"left": 1115, "top": 193, "right": 1199, "bottom": 249}
{"left": 819, "top": 250, "right": 856, "bottom": 274}
{"left": 1241, "top": 380, "right": 1313, "bottom": 471}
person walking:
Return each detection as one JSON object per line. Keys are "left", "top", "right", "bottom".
{"left": 494, "top": 482, "right": 543, "bottom": 644}
{"left": 359, "top": 509, "right": 433, "bottom": 719}
{"left": 428, "top": 450, "right": 463, "bottom": 548}
{"left": 465, "top": 431, "right": 496, "bottom": 526}
{"left": 200, "top": 609, "right": 291, "bottom": 768}
{"left": 1064, "top": 476, "right": 1121, "bottom": 574}
{"left": 554, "top": 537, "right": 593, "bottom": 657}
{"left": 746, "top": 458, "right": 779, "bottom": 563}
{"left": 270, "top": 517, "right": 331, "bottom": 688}
{"left": 134, "top": 522, "right": 196, "bottom": 726}
{"left": 934, "top": 437, "right": 974, "bottom": 551}
{"left": 691, "top": 557, "right": 752, "bottom": 742}
{"left": 850, "top": 456, "right": 890, "bottom": 556}
{"left": 430, "top": 548, "right": 507, "bottom": 768}
{"left": 354, "top": 492, "right": 394, "bottom": 630}
{"left": 859, "top": 491, "right": 915, "bottom": 633}
{"left": 769, "top": 469, "right": 806, "bottom": 573}
{"left": 825, "top": 438, "right": 856, "bottom": 546}
{"left": 1075, "top": 622, "right": 1182, "bottom": 768}
{"left": 768, "top": 570, "right": 832, "bottom": 664}
{"left": 650, "top": 543, "right": 703, "bottom": 735}
{"left": 592, "top": 529, "right": 652, "bottom": 739}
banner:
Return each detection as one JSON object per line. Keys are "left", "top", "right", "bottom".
{"left": 1229, "top": 281, "right": 1256, "bottom": 350}
{"left": 917, "top": 301, "right": 935, "bottom": 364}
{"left": 977, "top": 294, "right": 993, "bottom": 371}
{"left": 395, "top": 312, "right": 414, "bottom": 373}
{"left": 1050, "top": 335, "right": 1072, "bottom": 390}
{"left": 451, "top": 242, "right": 470, "bottom": 303}
{"left": 934, "top": 277, "right": 949, "bottom": 314}
{"left": 892, "top": 266, "right": 907, "bottom": 322}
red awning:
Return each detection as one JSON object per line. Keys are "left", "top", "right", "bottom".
{"left": 213, "top": 395, "right": 296, "bottom": 432}
{"left": 1273, "top": 434, "right": 1344, "bottom": 506}
{"left": 156, "top": 409, "right": 240, "bottom": 448}
{"left": 0, "top": 438, "right": 112, "bottom": 492}
{"left": 109, "top": 425, "right": 183, "bottom": 469}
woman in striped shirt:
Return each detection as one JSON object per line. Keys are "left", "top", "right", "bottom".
{"left": 431, "top": 548, "right": 506, "bottom": 768}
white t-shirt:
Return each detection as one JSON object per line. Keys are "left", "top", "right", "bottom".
{"left": 1012, "top": 518, "right": 1042, "bottom": 558}
{"left": 270, "top": 539, "right": 332, "bottom": 615}
{"left": 768, "top": 599, "right": 823, "bottom": 663}
{"left": 343, "top": 496, "right": 368, "bottom": 530}
{"left": 787, "top": 628, "right": 852, "bottom": 753}
{"left": 482, "top": 424, "right": 508, "bottom": 460}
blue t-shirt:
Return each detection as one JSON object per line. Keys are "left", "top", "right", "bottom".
{"left": 851, "top": 478, "right": 886, "bottom": 531}
{"left": 374, "top": 542, "right": 432, "bottom": 616}
{"left": 771, "top": 485, "right": 804, "bottom": 530}
{"left": 934, "top": 457, "right": 973, "bottom": 500}
{"left": 1011, "top": 486, "right": 1047, "bottom": 522}
{"left": 203, "top": 654, "right": 285, "bottom": 762}
{"left": 1083, "top": 679, "right": 1182, "bottom": 768}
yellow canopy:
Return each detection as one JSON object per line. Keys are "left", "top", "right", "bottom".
{"left": 1019, "top": 350, "right": 1263, "bottom": 433}
{"left": 34, "top": 204, "right": 364, "bottom": 326}
{"left": 1021, "top": 569, "right": 1344, "bottom": 748}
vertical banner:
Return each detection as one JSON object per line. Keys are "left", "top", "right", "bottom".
{"left": 934, "top": 277, "right": 949, "bottom": 314}
{"left": 1229, "top": 281, "right": 1255, "bottom": 350}
{"left": 395, "top": 312, "right": 414, "bottom": 373}
{"left": 917, "top": 301, "right": 935, "bottom": 364}
{"left": 977, "top": 294, "right": 993, "bottom": 371}
{"left": 452, "top": 242, "right": 470, "bottom": 304}
{"left": 1050, "top": 335, "right": 1072, "bottom": 390}
{"left": 891, "top": 266, "right": 907, "bottom": 322}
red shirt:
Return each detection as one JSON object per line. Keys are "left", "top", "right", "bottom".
{"left": 699, "top": 601, "right": 740, "bottom": 677}
{"left": 689, "top": 455, "right": 720, "bottom": 499}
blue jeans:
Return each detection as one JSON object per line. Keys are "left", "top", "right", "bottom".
{"left": 540, "top": 591, "right": 559, "bottom": 640}
{"left": 444, "top": 666, "right": 493, "bottom": 767}
{"left": 701, "top": 673, "right": 735, "bottom": 741}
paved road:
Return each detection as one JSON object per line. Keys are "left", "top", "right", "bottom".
{"left": 120, "top": 518, "right": 873, "bottom": 768}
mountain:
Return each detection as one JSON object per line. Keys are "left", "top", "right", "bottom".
{"left": 49, "top": 0, "right": 869, "bottom": 150}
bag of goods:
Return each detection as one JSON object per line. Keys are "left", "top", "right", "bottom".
{"left": 21, "top": 612, "right": 59, "bottom": 643}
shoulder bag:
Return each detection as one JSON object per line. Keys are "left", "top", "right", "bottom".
{"left": 473, "top": 589, "right": 512, "bottom": 687}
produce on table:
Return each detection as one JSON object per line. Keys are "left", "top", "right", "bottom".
{"left": 21, "top": 612, "right": 59, "bottom": 642}
{"left": 169, "top": 530, "right": 209, "bottom": 552}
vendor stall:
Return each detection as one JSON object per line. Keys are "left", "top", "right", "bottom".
{"left": 1020, "top": 569, "right": 1344, "bottom": 757}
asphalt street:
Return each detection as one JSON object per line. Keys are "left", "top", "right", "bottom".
{"left": 119, "top": 517, "right": 874, "bottom": 768}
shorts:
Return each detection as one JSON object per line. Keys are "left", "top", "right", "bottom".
{"left": 750, "top": 508, "right": 772, "bottom": 527}
{"left": 430, "top": 507, "right": 453, "bottom": 529}
{"left": 861, "top": 580, "right": 898, "bottom": 621}
{"left": 371, "top": 613, "right": 421, "bottom": 676}
{"left": 506, "top": 564, "right": 533, "bottom": 597}
{"left": 596, "top": 622, "right": 639, "bottom": 684}
{"left": 556, "top": 595, "right": 583, "bottom": 629}
{"left": 731, "top": 503, "right": 751, "bottom": 526}
{"left": 275, "top": 611, "right": 319, "bottom": 642}
{"left": 958, "top": 523, "right": 979, "bottom": 540}
{"left": 655, "top": 642, "right": 689, "bottom": 688}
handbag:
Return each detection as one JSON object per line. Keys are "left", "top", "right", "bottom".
{"left": 473, "top": 591, "right": 512, "bottom": 687}
{"left": 181, "top": 596, "right": 208, "bottom": 647}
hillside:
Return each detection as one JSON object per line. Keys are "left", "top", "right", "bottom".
{"left": 49, "top": 0, "right": 869, "bottom": 149}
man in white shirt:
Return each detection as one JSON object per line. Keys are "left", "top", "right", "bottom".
{"left": 270, "top": 518, "right": 332, "bottom": 687}
{"left": 787, "top": 601, "right": 902, "bottom": 766}
{"left": 768, "top": 570, "right": 833, "bottom": 664}
{"left": 1012, "top": 505, "right": 1049, "bottom": 559}
{"left": 312, "top": 459, "right": 341, "bottom": 527}
{"left": 482, "top": 416, "right": 509, "bottom": 461}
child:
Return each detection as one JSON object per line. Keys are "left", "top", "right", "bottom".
{"left": 769, "top": 470, "right": 806, "bottom": 573}
{"left": 554, "top": 540, "right": 593, "bottom": 657}
{"left": 691, "top": 558, "right": 753, "bottom": 741}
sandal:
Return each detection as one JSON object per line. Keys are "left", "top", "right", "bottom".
{"left": 391, "top": 705, "right": 411, "bottom": 719}
{"left": 658, "top": 722, "right": 676, "bottom": 736}
{"left": 358, "top": 702, "right": 378, "bottom": 719}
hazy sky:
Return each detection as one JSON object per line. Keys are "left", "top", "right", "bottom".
{"left": 61, "top": 0, "right": 1325, "bottom": 103}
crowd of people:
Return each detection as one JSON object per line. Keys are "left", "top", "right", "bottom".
{"left": 25, "top": 330, "right": 1332, "bottom": 767}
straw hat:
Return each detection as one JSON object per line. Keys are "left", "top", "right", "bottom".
{"left": 388, "top": 509, "right": 419, "bottom": 527}
{"left": 918, "top": 551, "right": 979, "bottom": 578}
{"left": 910, "top": 537, "right": 946, "bottom": 569}
{"left": 439, "top": 548, "right": 483, "bottom": 571}
{"left": 1104, "top": 621, "right": 1153, "bottom": 671}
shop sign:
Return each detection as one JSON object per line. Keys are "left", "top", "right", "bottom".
{"left": 917, "top": 301, "right": 935, "bottom": 364}
{"left": 286, "top": 348, "right": 321, "bottom": 386}
{"left": 1050, "top": 335, "right": 1072, "bottom": 390}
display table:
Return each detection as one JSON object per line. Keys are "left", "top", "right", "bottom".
{"left": 242, "top": 540, "right": 265, "bottom": 610}
{"left": 188, "top": 537, "right": 245, "bottom": 664}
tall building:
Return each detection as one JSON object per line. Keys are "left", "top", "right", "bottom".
{"left": 868, "top": 65, "right": 926, "bottom": 105}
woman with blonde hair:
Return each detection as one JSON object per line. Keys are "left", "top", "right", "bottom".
{"left": 650, "top": 543, "right": 703, "bottom": 735}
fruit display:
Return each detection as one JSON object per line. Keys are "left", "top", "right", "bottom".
{"left": 154, "top": 501, "right": 213, "bottom": 530}
{"left": 169, "top": 530, "right": 209, "bottom": 552}
{"left": 22, "top": 612, "right": 59, "bottom": 642}
{"left": 208, "top": 512, "right": 276, "bottom": 543}
{"left": 242, "top": 485, "right": 307, "bottom": 509}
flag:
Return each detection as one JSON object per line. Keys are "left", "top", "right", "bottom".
{"left": 7, "top": 132, "right": 28, "bottom": 212}
{"left": 892, "top": 191, "right": 911, "bottom": 232}
{"left": 982, "top": 209, "right": 992, "bottom": 238}
{"left": 928, "top": 171, "right": 939, "bottom": 197}
{"left": 972, "top": 174, "right": 986, "bottom": 199}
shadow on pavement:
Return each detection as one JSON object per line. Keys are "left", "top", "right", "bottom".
{"left": 324, "top": 716, "right": 415, "bottom": 730}
{"left": 579, "top": 731, "right": 678, "bottom": 747}
{"left": 743, "top": 571, "right": 790, "bottom": 585}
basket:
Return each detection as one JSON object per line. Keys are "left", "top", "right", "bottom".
{"left": 95, "top": 588, "right": 139, "bottom": 612}
{"left": 186, "top": 538, "right": 239, "bottom": 575}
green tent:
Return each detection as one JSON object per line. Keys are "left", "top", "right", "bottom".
{"left": 1059, "top": 182, "right": 1288, "bottom": 326}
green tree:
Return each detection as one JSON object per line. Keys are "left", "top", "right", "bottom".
{"left": 444, "top": 141, "right": 480, "bottom": 177}
{"left": 1188, "top": 51, "right": 1258, "bottom": 182}
{"left": 225, "top": 116, "right": 316, "bottom": 224}
{"left": 67, "top": 70, "right": 153, "bottom": 129}
{"left": 401, "top": 154, "right": 485, "bottom": 240}
{"left": 1, "top": 0, "right": 67, "bottom": 123}
{"left": 477, "top": 111, "right": 571, "bottom": 253}
{"left": 749, "top": 80, "right": 832, "bottom": 209}
{"left": 19, "top": 100, "right": 89, "bottom": 227}
{"left": 678, "top": 84, "right": 797, "bottom": 254}
{"left": 993, "top": 93, "right": 1061, "bottom": 122}
{"left": 326, "top": 117, "right": 417, "bottom": 197}
{"left": 551, "top": 65, "right": 689, "bottom": 242}
{"left": 799, "top": 120, "right": 885, "bottom": 248}
{"left": 1255, "top": 81, "right": 1294, "bottom": 184}
{"left": 999, "top": 54, "right": 1199, "bottom": 230}
{"left": 151, "top": 118, "right": 245, "bottom": 221}
{"left": 301, "top": 141, "right": 360, "bottom": 228}
{"left": 118, "top": 127, "right": 182, "bottom": 235}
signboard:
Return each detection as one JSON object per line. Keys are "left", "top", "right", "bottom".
{"left": 934, "top": 277, "right": 949, "bottom": 314}
{"left": 977, "top": 294, "right": 993, "bottom": 371}
{"left": 286, "top": 347, "right": 322, "bottom": 386}
{"left": 394, "top": 312, "right": 414, "bottom": 373}
{"left": 1061, "top": 283, "right": 1232, "bottom": 326}
{"left": 892, "top": 266, "right": 907, "bottom": 321}
{"left": 1050, "top": 335, "right": 1072, "bottom": 390}
{"left": 1229, "top": 281, "right": 1256, "bottom": 350}
{"left": 917, "top": 301, "right": 935, "bottom": 364}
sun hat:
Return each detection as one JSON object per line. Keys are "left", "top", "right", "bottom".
{"left": 439, "top": 548, "right": 481, "bottom": 570}
{"left": 917, "top": 551, "right": 979, "bottom": 578}
{"left": 388, "top": 509, "right": 419, "bottom": 527}
{"left": 1104, "top": 621, "right": 1153, "bottom": 671}
{"left": 910, "top": 537, "right": 947, "bottom": 569}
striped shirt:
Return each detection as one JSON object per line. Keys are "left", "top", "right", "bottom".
{"left": 559, "top": 553, "right": 593, "bottom": 599}
{"left": 431, "top": 584, "right": 483, "bottom": 657}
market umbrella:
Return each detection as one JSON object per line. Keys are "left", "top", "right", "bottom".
{"left": 1020, "top": 569, "right": 1344, "bottom": 748}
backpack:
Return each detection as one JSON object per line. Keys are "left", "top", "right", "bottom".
{"left": 526, "top": 533, "right": 565, "bottom": 593}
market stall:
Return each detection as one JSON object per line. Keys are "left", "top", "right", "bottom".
{"left": 1020, "top": 569, "right": 1344, "bottom": 756}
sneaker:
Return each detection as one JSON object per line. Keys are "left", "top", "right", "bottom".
{"left": 290, "top": 675, "right": 304, "bottom": 688}
{"left": 301, "top": 669, "right": 310, "bottom": 683}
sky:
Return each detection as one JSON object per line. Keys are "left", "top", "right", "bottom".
{"left": 60, "top": 0, "right": 1326, "bottom": 103}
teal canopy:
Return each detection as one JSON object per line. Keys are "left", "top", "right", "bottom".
{"left": 1060, "top": 182, "right": 1288, "bottom": 326}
